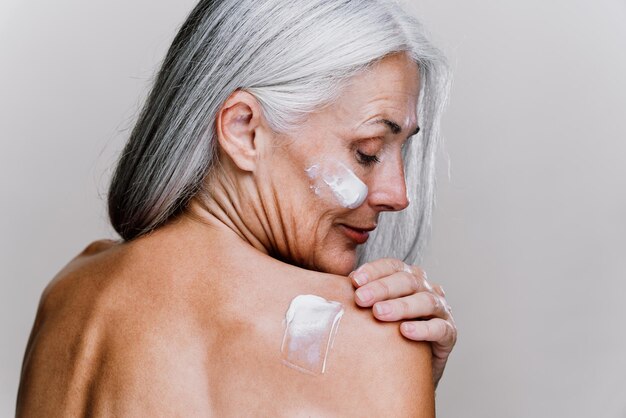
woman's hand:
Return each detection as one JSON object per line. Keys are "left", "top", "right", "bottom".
{"left": 349, "top": 258, "right": 457, "bottom": 389}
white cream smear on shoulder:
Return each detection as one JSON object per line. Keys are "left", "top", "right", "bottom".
{"left": 305, "top": 161, "right": 368, "bottom": 209}
{"left": 280, "top": 294, "right": 344, "bottom": 375}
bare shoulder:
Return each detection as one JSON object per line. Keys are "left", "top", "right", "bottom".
{"left": 17, "top": 235, "right": 434, "bottom": 416}
{"left": 212, "top": 262, "right": 435, "bottom": 417}
{"left": 304, "top": 271, "right": 435, "bottom": 416}
{"left": 331, "top": 298, "right": 435, "bottom": 416}
{"left": 17, "top": 238, "right": 214, "bottom": 417}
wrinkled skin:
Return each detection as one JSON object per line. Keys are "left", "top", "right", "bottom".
{"left": 16, "top": 51, "right": 456, "bottom": 417}
{"left": 205, "top": 51, "right": 456, "bottom": 387}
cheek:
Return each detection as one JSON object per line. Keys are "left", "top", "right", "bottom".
{"left": 270, "top": 161, "right": 335, "bottom": 239}
{"left": 305, "top": 160, "right": 368, "bottom": 209}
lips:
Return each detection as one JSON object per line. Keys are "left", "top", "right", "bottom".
{"left": 339, "top": 224, "right": 376, "bottom": 244}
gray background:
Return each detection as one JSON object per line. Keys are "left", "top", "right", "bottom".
{"left": 1, "top": 0, "right": 625, "bottom": 416}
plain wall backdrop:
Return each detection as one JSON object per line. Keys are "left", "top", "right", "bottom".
{"left": 1, "top": 0, "right": 625, "bottom": 416}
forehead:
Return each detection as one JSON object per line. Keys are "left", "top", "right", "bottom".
{"left": 331, "top": 53, "right": 421, "bottom": 131}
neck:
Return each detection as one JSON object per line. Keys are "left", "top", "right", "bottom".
{"left": 183, "top": 169, "right": 277, "bottom": 257}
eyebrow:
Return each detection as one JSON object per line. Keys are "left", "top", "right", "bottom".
{"left": 366, "top": 118, "right": 421, "bottom": 137}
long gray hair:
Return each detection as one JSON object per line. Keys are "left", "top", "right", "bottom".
{"left": 108, "top": 0, "right": 450, "bottom": 266}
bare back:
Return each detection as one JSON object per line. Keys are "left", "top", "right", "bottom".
{"left": 17, "top": 215, "right": 434, "bottom": 417}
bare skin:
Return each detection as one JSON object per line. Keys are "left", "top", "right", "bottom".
{"left": 17, "top": 215, "right": 434, "bottom": 417}
{"left": 17, "top": 52, "right": 448, "bottom": 415}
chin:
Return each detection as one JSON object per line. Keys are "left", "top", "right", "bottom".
{"left": 312, "top": 246, "right": 358, "bottom": 276}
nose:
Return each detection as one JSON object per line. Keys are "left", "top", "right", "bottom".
{"left": 366, "top": 153, "right": 410, "bottom": 212}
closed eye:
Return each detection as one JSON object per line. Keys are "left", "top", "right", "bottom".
{"left": 356, "top": 150, "right": 381, "bottom": 166}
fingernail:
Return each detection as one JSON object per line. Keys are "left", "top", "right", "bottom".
{"left": 402, "top": 322, "right": 416, "bottom": 333}
{"left": 356, "top": 287, "right": 373, "bottom": 303}
{"left": 440, "top": 286, "right": 446, "bottom": 297}
{"left": 374, "top": 303, "right": 391, "bottom": 316}
{"left": 353, "top": 272, "right": 368, "bottom": 286}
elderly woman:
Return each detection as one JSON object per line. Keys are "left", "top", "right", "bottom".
{"left": 17, "top": 0, "right": 456, "bottom": 416}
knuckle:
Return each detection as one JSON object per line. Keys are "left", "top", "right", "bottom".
{"left": 363, "top": 261, "right": 381, "bottom": 278}
{"left": 402, "top": 262, "right": 414, "bottom": 275}
{"left": 406, "top": 272, "right": 420, "bottom": 292}
{"left": 374, "top": 279, "right": 392, "bottom": 299}
{"left": 386, "top": 258, "right": 404, "bottom": 271}
{"left": 444, "top": 320, "right": 457, "bottom": 344}
{"left": 399, "top": 299, "right": 411, "bottom": 316}
{"left": 447, "top": 310, "right": 456, "bottom": 327}
{"left": 427, "top": 292, "right": 441, "bottom": 312}
{"left": 433, "top": 284, "right": 445, "bottom": 298}
{"left": 414, "top": 267, "right": 427, "bottom": 280}
{"left": 437, "top": 321, "right": 451, "bottom": 342}
{"left": 423, "top": 321, "right": 434, "bottom": 339}
{"left": 427, "top": 319, "right": 444, "bottom": 341}
{"left": 433, "top": 319, "right": 455, "bottom": 343}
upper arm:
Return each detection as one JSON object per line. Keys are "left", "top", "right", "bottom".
{"left": 364, "top": 326, "right": 434, "bottom": 417}
{"left": 322, "top": 309, "right": 435, "bottom": 417}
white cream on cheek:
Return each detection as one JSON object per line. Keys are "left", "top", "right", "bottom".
{"left": 280, "top": 294, "right": 344, "bottom": 375}
{"left": 305, "top": 161, "right": 368, "bottom": 209}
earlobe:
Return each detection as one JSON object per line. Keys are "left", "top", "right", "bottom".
{"left": 215, "top": 90, "right": 263, "bottom": 172}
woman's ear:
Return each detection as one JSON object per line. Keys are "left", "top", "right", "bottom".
{"left": 215, "top": 90, "right": 266, "bottom": 172}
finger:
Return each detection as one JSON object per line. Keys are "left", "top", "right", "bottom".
{"left": 350, "top": 258, "right": 426, "bottom": 287}
{"left": 371, "top": 291, "right": 448, "bottom": 322}
{"left": 428, "top": 283, "right": 452, "bottom": 314}
{"left": 349, "top": 258, "right": 404, "bottom": 287}
{"left": 401, "top": 318, "right": 458, "bottom": 391}
{"left": 354, "top": 271, "right": 423, "bottom": 307}
{"left": 400, "top": 318, "right": 457, "bottom": 350}
{"left": 431, "top": 283, "right": 445, "bottom": 298}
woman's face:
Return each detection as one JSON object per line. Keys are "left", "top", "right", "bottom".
{"left": 257, "top": 52, "right": 421, "bottom": 275}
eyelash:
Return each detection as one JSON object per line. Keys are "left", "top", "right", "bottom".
{"left": 356, "top": 150, "right": 381, "bottom": 166}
